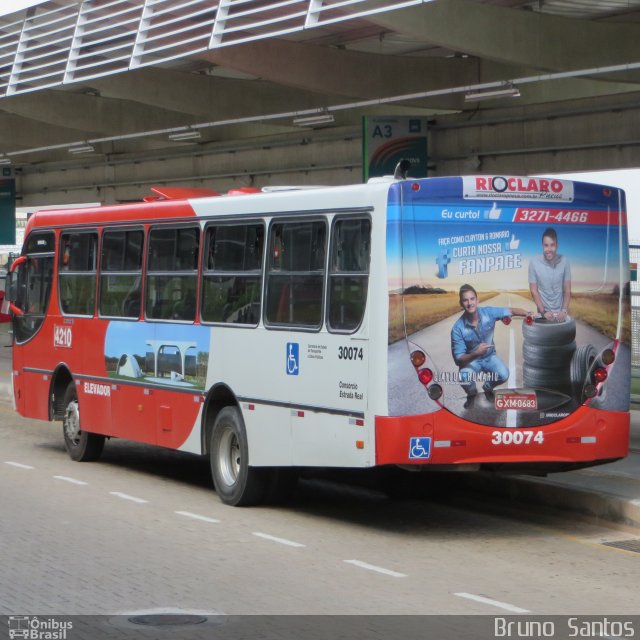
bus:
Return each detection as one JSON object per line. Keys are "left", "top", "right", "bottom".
{"left": 4, "top": 176, "right": 630, "bottom": 505}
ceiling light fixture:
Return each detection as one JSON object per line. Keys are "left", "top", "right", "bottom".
{"left": 292, "top": 113, "right": 335, "bottom": 127}
{"left": 9, "top": 58, "right": 640, "bottom": 161}
{"left": 68, "top": 144, "right": 95, "bottom": 154}
{"left": 0, "top": 156, "right": 11, "bottom": 165}
{"left": 464, "top": 83, "right": 521, "bottom": 102}
{"left": 168, "top": 130, "right": 202, "bottom": 141}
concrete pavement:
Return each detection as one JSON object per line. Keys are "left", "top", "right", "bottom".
{"left": 1, "top": 321, "right": 639, "bottom": 530}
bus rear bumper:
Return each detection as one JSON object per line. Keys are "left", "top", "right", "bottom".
{"left": 374, "top": 407, "right": 630, "bottom": 469}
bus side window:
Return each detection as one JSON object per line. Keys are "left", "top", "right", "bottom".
{"left": 265, "top": 220, "right": 326, "bottom": 328}
{"left": 201, "top": 223, "right": 264, "bottom": 325}
{"left": 99, "top": 229, "right": 144, "bottom": 319}
{"left": 58, "top": 231, "right": 98, "bottom": 316}
{"left": 328, "top": 218, "right": 371, "bottom": 333}
{"left": 146, "top": 226, "right": 199, "bottom": 322}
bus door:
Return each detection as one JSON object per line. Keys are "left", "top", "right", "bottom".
{"left": 9, "top": 232, "right": 55, "bottom": 419}
{"left": 57, "top": 230, "right": 113, "bottom": 436}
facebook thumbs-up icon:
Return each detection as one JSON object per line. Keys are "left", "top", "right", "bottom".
{"left": 505, "top": 234, "right": 520, "bottom": 251}
{"left": 487, "top": 202, "right": 501, "bottom": 219}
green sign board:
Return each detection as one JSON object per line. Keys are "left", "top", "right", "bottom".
{"left": 0, "top": 169, "right": 16, "bottom": 245}
{"left": 362, "top": 116, "right": 428, "bottom": 181}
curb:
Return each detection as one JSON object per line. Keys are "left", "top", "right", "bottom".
{"left": 457, "top": 473, "right": 640, "bottom": 531}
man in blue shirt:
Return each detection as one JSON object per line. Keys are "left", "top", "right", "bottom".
{"left": 451, "top": 284, "right": 529, "bottom": 406}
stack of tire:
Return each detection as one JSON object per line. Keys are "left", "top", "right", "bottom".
{"left": 522, "top": 318, "right": 596, "bottom": 400}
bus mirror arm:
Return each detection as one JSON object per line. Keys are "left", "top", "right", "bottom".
{"left": 8, "top": 302, "right": 23, "bottom": 317}
{"left": 6, "top": 255, "right": 27, "bottom": 315}
{"left": 9, "top": 255, "right": 26, "bottom": 274}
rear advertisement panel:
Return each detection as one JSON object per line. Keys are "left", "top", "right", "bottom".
{"left": 387, "top": 176, "right": 630, "bottom": 428}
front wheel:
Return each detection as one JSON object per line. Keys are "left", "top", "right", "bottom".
{"left": 209, "top": 406, "right": 267, "bottom": 506}
{"left": 62, "top": 383, "right": 105, "bottom": 462}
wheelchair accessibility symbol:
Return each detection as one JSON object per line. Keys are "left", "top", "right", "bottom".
{"left": 286, "top": 342, "right": 299, "bottom": 376}
{"left": 409, "top": 437, "right": 431, "bottom": 459}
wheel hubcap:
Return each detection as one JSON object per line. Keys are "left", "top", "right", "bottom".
{"left": 64, "top": 400, "right": 81, "bottom": 444}
{"left": 218, "top": 427, "right": 240, "bottom": 487}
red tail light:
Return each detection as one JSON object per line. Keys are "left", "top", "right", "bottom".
{"left": 418, "top": 368, "right": 433, "bottom": 385}
{"left": 502, "top": 316, "right": 511, "bottom": 325}
{"left": 593, "top": 367, "right": 608, "bottom": 383}
{"left": 525, "top": 315, "right": 534, "bottom": 325}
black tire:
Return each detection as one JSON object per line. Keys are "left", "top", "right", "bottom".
{"left": 523, "top": 363, "right": 571, "bottom": 390}
{"left": 62, "top": 383, "right": 105, "bottom": 462}
{"left": 522, "top": 340, "right": 576, "bottom": 368}
{"left": 522, "top": 318, "right": 576, "bottom": 346}
{"left": 570, "top": 344, "right": 597, "bottom": 399}
{"left": 209, "top": 406, "right": 268, "bottom": 506}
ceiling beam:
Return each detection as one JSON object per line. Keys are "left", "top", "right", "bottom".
{"left": 367, "top": 0, "right": 640, "bottom": 73}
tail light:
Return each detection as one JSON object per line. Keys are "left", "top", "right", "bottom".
{"left": 410, "top": 350, "right": 426, "bottom": 367}
{"left": 593, "top": 367, "right": 608, "bottom": 384}
{"left": 418, "top": 368, "right": 433, "bottom": 385}
{"left": 584, "top": 384, "right": 598, "bottom": 399}
{"left": 502, "top": 316, "right": 511, "bottom": 325}
{"left": 601, "top": 349, "right": 615, "bottom": 366}
{"left": 428, "top": 384, "right": 443, "bottom": 400}
{"left": 525, "top": 314, "right": 534, "bottom": 325}
{"left": 410, "top": 349, "right": 441, "bottom": 400}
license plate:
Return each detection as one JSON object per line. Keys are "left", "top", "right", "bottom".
{"left": 495, "top": 391, "right": 537, "bottom": 410}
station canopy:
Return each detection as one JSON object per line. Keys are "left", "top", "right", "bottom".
{"left": 1, "top": 0, "right": 640, "bottom": 167}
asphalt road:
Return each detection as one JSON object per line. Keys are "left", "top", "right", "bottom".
{"left": 1, "top": 405, "right": 639, "bottom": 617}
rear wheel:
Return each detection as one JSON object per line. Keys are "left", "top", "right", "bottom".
{"left": 62, "top": 383, "right": 105, "bottom": 462}
{"left": 209, "top": 406, "right": 267, "bottom": 506}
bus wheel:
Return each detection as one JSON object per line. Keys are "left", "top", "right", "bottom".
{"left": 61, "top": 383, "right": 105, "bottom": 462}
{"left": 210, "top": 406, "right": 267, "bottom": 506}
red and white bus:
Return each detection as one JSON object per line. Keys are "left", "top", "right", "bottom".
{"left": 5, "top": 176, "right": 630, "bottom": 505}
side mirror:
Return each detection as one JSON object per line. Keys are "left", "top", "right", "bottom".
{"left": 6, "top": 270, "right": 17, "bottom": 303}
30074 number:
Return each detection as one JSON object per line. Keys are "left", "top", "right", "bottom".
{"left": 491, "top": 430, "right": 544, "bottom": 445}
{"left": 338, "top": 346, "right": 364, "bottom": 361}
